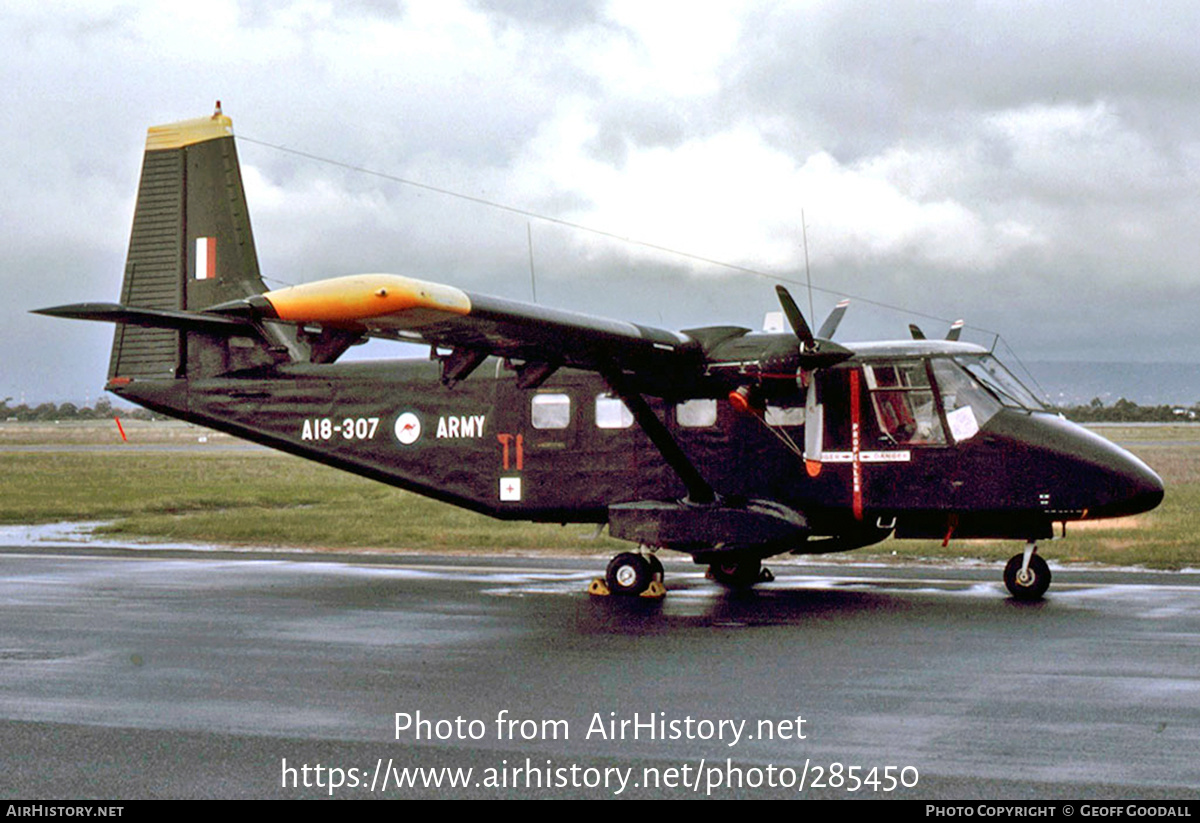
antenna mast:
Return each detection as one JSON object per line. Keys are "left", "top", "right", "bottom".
{"left": 801, "top": 208, "right": 814, "bottom": 321}
{"left": 527, "top": 222, "right": 538, "bottom": 304}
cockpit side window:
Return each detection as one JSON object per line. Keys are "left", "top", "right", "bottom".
{"left": 864, "top": 362, "right": 945, "bottom": 445}
{"left": 931, "top": 359, "right": 1001, "bottom": 441}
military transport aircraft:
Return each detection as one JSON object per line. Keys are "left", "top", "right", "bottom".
{"left": 36, "top": 108, "right": 1164, "bottom": 600}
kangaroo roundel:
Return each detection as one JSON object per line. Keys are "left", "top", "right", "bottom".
{"left": 394, "top": 412, "right": 421, "bottom": 445}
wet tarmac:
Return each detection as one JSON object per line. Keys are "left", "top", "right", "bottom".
{"left": 1, "top": 546, "right": 1198, "bottom": 799}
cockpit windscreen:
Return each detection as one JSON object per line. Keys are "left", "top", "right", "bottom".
{"left": 953, "top": 354, "right": 1045, "bottom": 411}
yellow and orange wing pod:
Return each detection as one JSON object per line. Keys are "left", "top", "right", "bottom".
{"left": 237, "top": 272, "right": 700, "bottom": 391}
{"left": 261, "top": 274, "right": 471, "bottom": 326}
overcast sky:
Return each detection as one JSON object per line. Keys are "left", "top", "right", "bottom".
{"left": 3, "top": 1, "right": 1199, "bottom": 403}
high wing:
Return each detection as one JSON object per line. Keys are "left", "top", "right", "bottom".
{"left": 207, "top": 273, "right": 852, "bottom": 398}
{"left": 41, "top": 272, "right": 855, "bottom": 399}
{"left": 233, "top": 273, "right": 703, "bottom": 392}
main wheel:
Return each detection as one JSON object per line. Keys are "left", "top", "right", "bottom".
{"left": 1004, "top": 553, "right": 1051, "bottom": 601}
{"left": 646, "top": 554, "right": 664, "bottom": 583}
{"left": 606, "top": 552, "right": 653, "bottom": 596}
{"left": 708, "top": 557, "right": 763, "bottom": 588}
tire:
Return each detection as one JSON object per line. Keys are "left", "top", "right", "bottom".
{"left": 708, "top": 557, "right": 763, "bottom": 588}
{"left": 1004, "top": 553, "right": 1051, "bottom": 601}
{"left": 646, "top": 554, "right": 664, "bottom": 583}
{"left": 606, "top": 552, "right": 653, "bottom": 596}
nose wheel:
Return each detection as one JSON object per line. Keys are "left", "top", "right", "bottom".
{"left": 1004, "top": 542, "right": 1051, "bottom": 600}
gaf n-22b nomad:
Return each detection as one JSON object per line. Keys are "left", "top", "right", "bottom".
{"left": 38, "top": 109, "right": 1164, "bottom": 600}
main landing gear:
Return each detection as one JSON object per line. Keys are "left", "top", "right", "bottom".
{"left": 588, "top": 549, "right": 776, "bottom": 597}
{"left": 706, "top": 557, "right": 774, "bottom": 588}
{"left": 1004, "top": 541, "right": 1051, "bottom": 601}
{"left": 588, "top": 550, "right": 666, "bottom": 598}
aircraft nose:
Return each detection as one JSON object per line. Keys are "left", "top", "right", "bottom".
{"left": 1087, "top": 445, "right": 1164, "bottom": 519}
{"left": 1121, "top": 456, "right": 1164, "bottom": 514}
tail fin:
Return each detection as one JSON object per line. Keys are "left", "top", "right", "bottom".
{"left": 109, "top": 105, "right": 289, "bottom": 380}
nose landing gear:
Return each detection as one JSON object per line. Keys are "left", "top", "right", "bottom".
{"left": 1004, "top": 541, "right": 1051, "bottom": 600}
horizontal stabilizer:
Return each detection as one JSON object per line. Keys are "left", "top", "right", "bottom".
{"left": 33, "top": 303, "right": 257, "bottom": 336}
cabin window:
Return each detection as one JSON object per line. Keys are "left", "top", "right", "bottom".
{"left": 531, "top": 393, "right": 571, "bottom": 429}
{"left": 676, "top": 398, "right": 718, "bottom": 428}
{"left": 864, "top": 362, "right": 945, "bottom": 445}
{"left": 765, "top": 405, "right": 804, "bottom": 427}
{"left": 595, "top": 394, "right": 634, "bottom": 429}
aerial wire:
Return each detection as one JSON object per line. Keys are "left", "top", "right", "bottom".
{"left": 237, "top": 134, "right": 1028, "bottom": 357}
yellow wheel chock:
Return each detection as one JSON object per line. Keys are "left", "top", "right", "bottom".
{"left": 586, "top": 578, "right": 666, "bottom": 599}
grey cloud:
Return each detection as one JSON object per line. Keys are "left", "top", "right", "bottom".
{"left": 727, "top": 2, "right": 1200, "bottom": 159}
{"left": 472, "top": 0, "right": 607, "bottom": 33}
{"left": 4, "top": 1, "right": 1200, "bottom": 405}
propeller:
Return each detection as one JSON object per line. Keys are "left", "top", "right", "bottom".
{"left": 909, "top": 319, "right": 965, "bottom": 342}
{"left": 775, "top": 286, "right": 854, "bottom": 369}
{"left": 726, "top": 288, "right": 851, "bottom": 435}
{"left": 946, "top": 319, "right": 964, "bottom": 342}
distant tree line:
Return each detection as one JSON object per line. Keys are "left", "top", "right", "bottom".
{"left": 1054, "top": 397, "right": 1199, "bottom": 423}
{"left": 1, "top": 397, "right": 157, "bottom": 422}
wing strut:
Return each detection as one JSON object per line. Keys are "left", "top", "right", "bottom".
{"left": 604, "top": 370, "right": 716, "bottom": 505}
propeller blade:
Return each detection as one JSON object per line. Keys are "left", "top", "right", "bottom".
{"left": 946, "top": 319, "right": 964, "bottom": 342}
{"left": 774, "top": 285, "right": 814, "bottom": 344}
{"left": 774, "top": 286, "right": 854, "bottom": 368}
{"left": 817, "top": 299, "right": 850, "bottom": 340}
{"left": 908, "top": 324, "right": 926, "bottom": 340}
